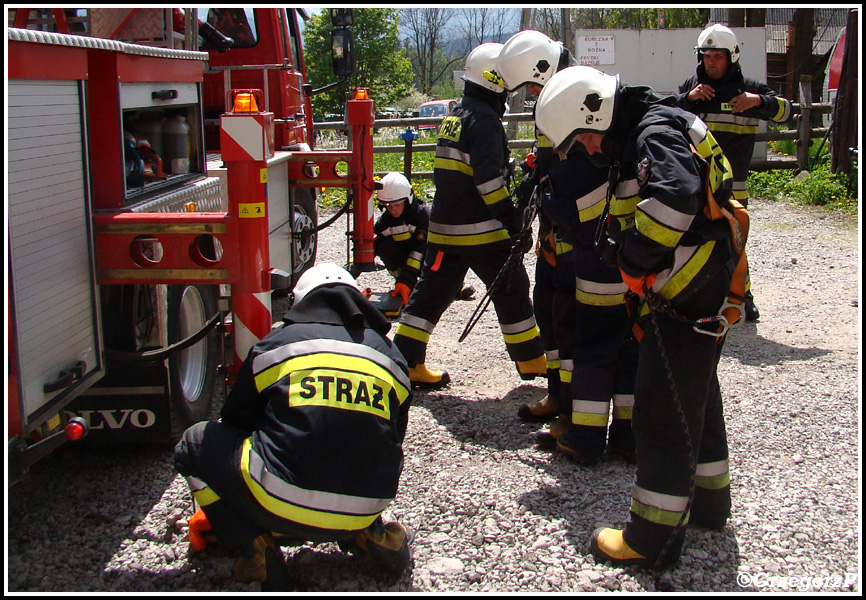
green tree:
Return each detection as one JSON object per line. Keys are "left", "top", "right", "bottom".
{"left": 304, "top": 9, "right": 414, "bottom": 116}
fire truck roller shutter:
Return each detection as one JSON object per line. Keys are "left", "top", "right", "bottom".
{"left": 167, "top": 284, "right": 221, "bottom": 439}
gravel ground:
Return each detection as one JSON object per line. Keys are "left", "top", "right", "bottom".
{"left": 6, "top": 196, "right": 861, "bottom": 594}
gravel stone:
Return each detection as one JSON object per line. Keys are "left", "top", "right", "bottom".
{"left": 7, "top": 197, "right": 859, "bottom": 593}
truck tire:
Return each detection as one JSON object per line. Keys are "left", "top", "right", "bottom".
{"left": 167, "top": 284, "right": 221, "bottom": 440}
{"left": 291, "top": 188, "right": 318, "bottom": 279}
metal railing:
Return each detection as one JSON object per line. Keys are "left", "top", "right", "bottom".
{"left": 314, "top": 103, "right": 834, "bottom": 179}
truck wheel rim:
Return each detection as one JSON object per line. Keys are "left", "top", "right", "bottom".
{"left": 293, "top": 207, "right": 315, "bottom": 271}
{"left": 178, "top": 286, "right": 207, "bottom": 402}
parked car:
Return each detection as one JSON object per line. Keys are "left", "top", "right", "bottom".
{"left": 417, "top": 99, "right": 457, "bottom": 130}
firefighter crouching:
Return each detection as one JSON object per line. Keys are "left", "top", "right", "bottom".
{"left": 174, "top": 264, "right": 414, "bottom": 590}
{"left": 374, "top": 172, "right": 474, "bottom": 311}
{"left": 394, "top": 42, "right": 546, "bottom": 389}
{"left": 537, "top": 66, "right": 743, "bottom": 569}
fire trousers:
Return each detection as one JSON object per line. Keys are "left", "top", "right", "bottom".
{"left": 570, "top": 253, "right": 639, "bottom": 449}
{"left": 394, "top": 244, "right": 543, "bottom": 366}
{"left": 622, "top": 270, "right": 733, "bottom": 562}
{"left": 174, "top": 421, "right": 362, "bottom": 551}
{"left": 533, "top": 246, "right": 575, "bottom": 413}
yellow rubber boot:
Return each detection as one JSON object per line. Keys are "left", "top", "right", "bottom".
{"left": 408, "top": 364, "right": 451, "bottom": 389}
{"left": 517, "top": 394, "right": 559, "bottom": 422}
{"left": 233, "top": 533, "right": 292, "bottom": 591}
{"left": 515, "top": 355, "right": 547, "bottom": 380}
{"left": 590, "top": 528, "right": 650, "bottom": 568}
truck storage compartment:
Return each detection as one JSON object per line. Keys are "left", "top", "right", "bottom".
{"left": 8, "top": 78, "right": 104, "bottom": 432}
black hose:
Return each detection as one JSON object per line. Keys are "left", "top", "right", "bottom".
{"left": 105, "top": 312, "right": 222, "bottom": 365}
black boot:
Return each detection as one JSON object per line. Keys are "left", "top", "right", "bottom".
{"left": 744, "top": 290, "right": 760, "bottom": 322}
{"left": 233, "top": 533, "right": 293, "bottom": 591}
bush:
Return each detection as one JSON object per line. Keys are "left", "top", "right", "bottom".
{"left": 748, "top": 160, "right": 858, "bottom": 216}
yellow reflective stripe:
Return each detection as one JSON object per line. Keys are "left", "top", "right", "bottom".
{"left": 395, "top": 322, "right": 430, "bottom": 344}
{"left": 406, "top": 257, "right": 421, "bottom": 270}
{"left": 577, "top": 185, "right": 608, "bottom": 223}
{"left": 706, "top": 121, "right": 758, "bottom": 135}
{"left": 770, "top": 98, "right": 792, "bottom": 122}
{"left": 631, "top": 485, "right": 689, "bottom": 526}
{"left": 192, "top": 487, "right": 220, "bottom": 507}
{"left": 635, "top": 202, "right": 687, "bottom": 248}
{"left": 576, "top": 288, "right": 626, "bottom": 306}
{"left": 427, "top": 229, "right": 510, "bottom": 246}
{"left": 254, "top": 352, "right": 409, "bottom": 405}
{"left": 659, "top": 240, "right": 716, "bottom": 301}
{"left": 547, "top": 359, "right": 561, "bottom": 370}
{"left": 732, "top": 188, "right": 748, "bottom": 201}
{"left": 572, "top": 399, "right": 610, "bottom": 426}
{"left": 579, "top": 201, "right": 606, "bottom": 223}
{"left": 240, "top": 439, "right": 382, "bottom": 531}
{"left": 536, "top": 133, "right": 553, "bottom": 148}
{"left": 503, "top": 325, "right": 540, "bottom": 345}
{"left": 631, "top": 497, "right": 689, "bottom": 527}
{"left": 555, "top": 241, "right": 573, "bottom": 254}
{"left": 695, "top": 460, "right": 731, "bottom": 490}
{"left": 613, "top": 405, "right": 633, "bottom": 419}
{"left": 392, "top": 232, "right": 411, "bottom": 242}
{"left": 573, "top": 412, "right": 609, "bottom": 427}
{"left": 481, "top": 186, "right": 509, "bottom": 206}
{"left": 434, "top": 156, "right": 474, "bottom": 176}
{"left": 559, "top": 369, "right": 572, "bottom": 384}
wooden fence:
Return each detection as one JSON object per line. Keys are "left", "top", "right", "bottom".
{"left": 314, "top": 102, "right": 833, "bottom": 181}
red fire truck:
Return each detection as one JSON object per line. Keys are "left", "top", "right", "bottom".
{"left": 7, "top": 8, "right": 376, "bottom": 482}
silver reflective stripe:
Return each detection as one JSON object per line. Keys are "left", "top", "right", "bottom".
{"left": 702, "top": 113, "right": 758, "bottom": 128}
{"left": 252, "top": 338, "right": 410, "bottom": 391}
{"left": 688, "top": 117, "right": 709, "bottom": 147}
{"left": 477, "top": 176, "right": 507, "bottom": 196}
{"left": 400, "top": 313, "right": 436, "bottom": 333}
{"left": 572, "top": 400, "right": 610, "bottom": 415}
{"left": 613, "top": 394, "right": 634, "bottom": 408}
{"left": 545, "top": 349, "right": 560, "bottom": 362}
{"left": 637, "top": 197, "right": 695, "bottom": 233}
{"left": 576, "top": 182, "right": 608, "bottom": 212}
{"left": 408, "top": 250, "right": 424, "bottom": 261}
{"left": 633, "top": 484, "right": 689, "bottom": 512}
{"left": 616, "top": 178, "right": 641, "bottom": 198}
{"left": 435, "top": 146, "right": 471, "bottom": 165}
{"left": 559, "top": 358, "right": 574, "bottom": 371}
{"left": 382, "top": 224, "right": 414, "bottom": 237}
{"left": 429, "top": 219, "right": 503, "bottom": 235}
{"left": 733, "top": 181, "right": 748, "bottom": 191}
{"left": 186, "top": 476, "right": 209, "bottom": 492}
{"left": 575, "top": 278, "right": 628, "bottom": 296}
{"left": 248, "top": 448, "right": 392, "bottom": 516}
{"left": 696, "top": 459, "right": 729, "bottom": 478}
{"left": 500, "top": 316, "right": 537, "bottom": 335}
{"left": 652, "top": 244, "right": 701, "bottom": 292}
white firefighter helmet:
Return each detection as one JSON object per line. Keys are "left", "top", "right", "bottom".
{"left": 462, "top": 42, "right": 506, "bottom": 94}
{"left": 535, "top": 65, "right": 619, "bottom": 154}
{"left": 497, "top": 30, "right": 562, "bottom": 92}
{"left": 377, "top": 172, "right": 413, "bottom": 205}
{"left": 696, "top": 24, "right": 740, "bottom": 64}
{"left": 292, "top": 263, "right": 360, "bottom": 305}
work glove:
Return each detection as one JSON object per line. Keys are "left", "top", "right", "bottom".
{"left": 619, "top": 269, "right": 657, "bottom": 296}
{"left": 390, "top": 282, "right": 411, "bottom": 306}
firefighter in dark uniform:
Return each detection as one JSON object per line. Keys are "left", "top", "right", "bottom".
{"left": 374, "top": 172, "right": 474, "bottom": 308}
{"left": 496, "top": 30, "right": 577, "bottom": 433}
{"left": 537, "top": 66, "right": 743, "bottom": 568}
{"left": 540, "top": 147, "right": 640, "bottom": 464}
{"left": 174, "top": 264, "right": 414, "bottom": 589}
{"left": 676, "top": 24, "right": 792, "bottom": 321}
{"left": 394, "top": 43, "right": 546, "bottom": 389}
{"left": 374, "top": 172, "right": 430, "bottom": 307}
